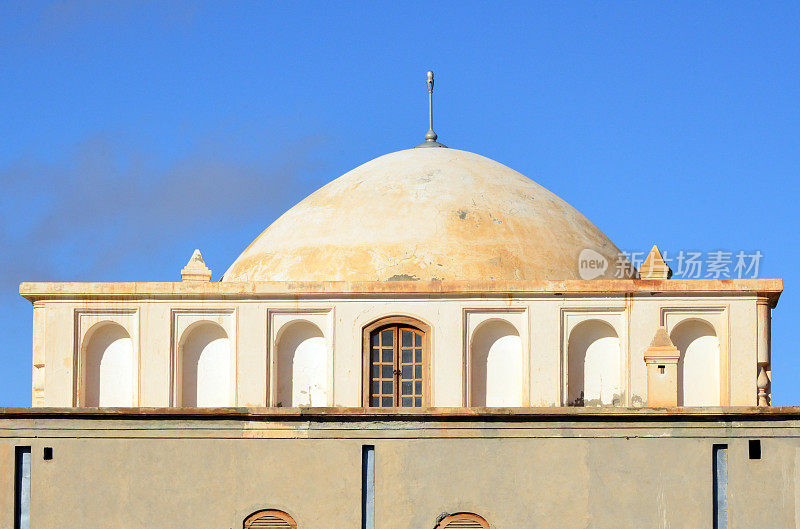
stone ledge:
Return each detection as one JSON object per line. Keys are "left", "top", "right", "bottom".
{"left": 3, "top": 406, "right": 799, "bottom": 421}
{"left": 19, "top": 278, "right": 783, "bottom": 305}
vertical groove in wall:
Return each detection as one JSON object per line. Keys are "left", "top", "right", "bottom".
{"left": 712, "top": 444, "right": 728, "bottom": 529}
{"left": 14, "top": 447, "right": 31, "bottom": 529}
{"left": 362, "top": 445, "right": 375, "bottom": 529}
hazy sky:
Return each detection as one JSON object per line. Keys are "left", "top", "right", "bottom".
{"left": 2, "top": 1, "right": 798, "bottom": 405}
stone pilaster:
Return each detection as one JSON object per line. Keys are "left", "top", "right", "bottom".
{"left": 757, "top": 297, "right": 771, "bottom": 406}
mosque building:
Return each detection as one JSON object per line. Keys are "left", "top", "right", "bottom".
{"left": 3, "top": 73, "right": 796, "bottom": 529}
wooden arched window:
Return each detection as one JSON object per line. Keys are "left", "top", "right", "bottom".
{"left": 435, "top": 513, "right": 490, "bottom": 529}
{"left": 243, "top": 509, "right": 297, "bottom": 528}
{"left": 362, "top": 316, "right": 430, "bottom": 407}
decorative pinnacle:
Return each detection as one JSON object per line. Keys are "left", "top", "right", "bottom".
{"left": 181, "top": 248, "right": 212, "bottom": 282}
{"left": 416, "top": 70, "right": 446, "bottom": 148}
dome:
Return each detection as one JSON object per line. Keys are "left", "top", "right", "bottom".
{"left": 223, "top": 147, "right": 627, "bottom": 282}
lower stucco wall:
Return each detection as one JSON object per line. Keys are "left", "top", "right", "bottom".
{"left": 0, "top": 409, "right": 798, "bottom": 529}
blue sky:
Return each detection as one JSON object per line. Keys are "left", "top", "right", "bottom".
{"left": 1, "top": 1, "right": 798, "bottom": 406}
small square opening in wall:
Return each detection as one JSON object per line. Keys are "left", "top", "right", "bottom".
{"left": 43, "top": 447, "right": 53, "bottom": 461}
{"left": 658, "top": 365, "right": 665, "bottom": 375}
{"left": 749, "top": 439, "right": 761, "bottom": 460}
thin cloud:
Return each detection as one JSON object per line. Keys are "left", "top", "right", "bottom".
{"left": 0, "top": 131, "right": 328, "bottom": 290}
{"left": 37, "top": 0, "right": 200, "bottom": 35}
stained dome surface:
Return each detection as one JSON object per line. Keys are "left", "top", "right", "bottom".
{"left": 223, "top": 148, "right": 626, "bottom": 282}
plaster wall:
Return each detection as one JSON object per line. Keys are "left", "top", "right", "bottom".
{"left": 30, "top": 292, "right": 763, "bottom": 408}
{"left": 0, "top": 410, "right": 797, "bottom": 529}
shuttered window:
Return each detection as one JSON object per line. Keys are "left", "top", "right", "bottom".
{"left": 435, "top": 513, "right": 490, "bottom": 529}
{"left": 243, "top": 510, "right": 297, "bottom": 529}
{"left": 362, "top": 316, "right": 430, "bottom": 407}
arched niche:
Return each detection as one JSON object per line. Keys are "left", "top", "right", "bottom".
{"left": 83, "top": 322, "right": 134, "bottom": 407}
{"left": 567, "top": 320, "right": 621, "bottom": 406}
{"left": 470, "top": 319, "right": 523, "bottom": 406}
{"left": 179, "top": 321, "right": 231, "bottom": 407}
{"left": 275, "top": 320, "right": 327, "bottom": 407}
{"left": 671, "top": 319, "right": 720, "bottom": 406}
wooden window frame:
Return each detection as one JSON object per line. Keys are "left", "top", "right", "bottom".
{"left": 243, "top": 509, "right": 297, "bottom": 528}
{"left": 362, "top": 315, "right": 431, "bottom": 407}
{"left": 435, "top": 513, "right": 490, "bottom": 529}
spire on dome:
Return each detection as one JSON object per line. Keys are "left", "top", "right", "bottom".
{"left": 416, "top": 70, "right": 446, "bottom": 148}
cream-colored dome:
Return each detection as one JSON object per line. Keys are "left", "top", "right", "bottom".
{"left": 223, "top": 147, "right": 627, "bottom": 282}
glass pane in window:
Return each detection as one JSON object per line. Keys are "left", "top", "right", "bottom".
{"left": 402, "top": 349, "right": 412, "bottom": 363}
{"left": 415, "top": 365, "right": 422, "bottom": 378}
{"left": 402, "top": 365, "right": 412, "bottom": 379}
{"left": 371, "top": 333, "right": 379, "bottom": 347}
{"left": 415, "top": 349, "right": 422, "bottom": 363}
{"left": 371, "top": 381, "right": 379, "bottom": 394}
{"left": 382, "top": 381, "right": 393, "bottom": 394}
{"left": 402, "top": 381, "right": 412, "bottom": 395}
{"left": 414, "top": 396, "right": 422, "bottom": 407}
{"left": 382, "top": 396, "right": 393, "bottom": 407}
{"left": 381, "top": 329, "right": 393, "bottom": 346}
{"left": 401, "top": 397, "right": 412, "bottom": 407}
{"left": 371, "top": 396, "right": 379, "bottom": 406}
{"left": 382, "top": 365, "right": 393, "bottom": 378}
{"left": 402, "top": 330, "right": 412, "bottom": 347}
{"left": 372, "top": 365, "right": 379, "bottom": 378}
{"left": 371, "top": 347, "right": 379, "bottom": 361}
{"left": 415, "top": 381, "right": 422, "bottom": 394}
{"left": 382, "top": 349, "right": 393, "bottom": 363}
{"left": 415, "top": 333, "right": 422, "bottom": 347}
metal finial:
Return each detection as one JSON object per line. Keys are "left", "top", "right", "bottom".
{"left": 416, "top": 70, "right": 446, "bottom": 148}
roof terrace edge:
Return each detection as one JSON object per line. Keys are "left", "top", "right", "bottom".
{"left": 19, "top": 279, "right": 783, "bottom": 305}
{"left": 0, "top": 406, "right": 798, "bottom": 421}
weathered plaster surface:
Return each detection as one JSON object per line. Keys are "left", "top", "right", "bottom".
{"left": 20, "top": 281, "right": 779, "bottom": 409}
{"left": 18, "top": 278, "right": 784, "bottom": 301}
{"left": 221, "top": 148, "right": 632, "bottom": 282}
{"left": 0, "top": 408, "right": 798, "bottom": 529}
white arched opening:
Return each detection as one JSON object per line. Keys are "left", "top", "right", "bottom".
{"left": 470, "top": 319, "right": 523, "bottom": 406}
{"left": 567, "top": 320, "right": 621, "bottom": 406}
{"left": 83, "top": 323, "right": 134, "bottom": 407}
{"left": 672, "top": 319, "right": 720, "bottom": 406}
{"left": 276, "top": 321, "right": 327, "bottom": 407}
{"left": 180, "top": 322, "right": 231, "bottom": 407}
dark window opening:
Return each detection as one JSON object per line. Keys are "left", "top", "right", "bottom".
{"left": 749, "top": 439, "right": 761, "bottom": 460}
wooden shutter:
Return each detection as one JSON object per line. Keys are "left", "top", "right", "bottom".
{"left": 243, "top": 510, "right": 297, "bottom": 529}
{"left": 398, "top": 326, "right": 424, "bottom": 407}
{"left": 362, "top": 316, "right": 431, "bottom": 407}
{"left": 436, "top": 513, "right": 490, "bottom": 529}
